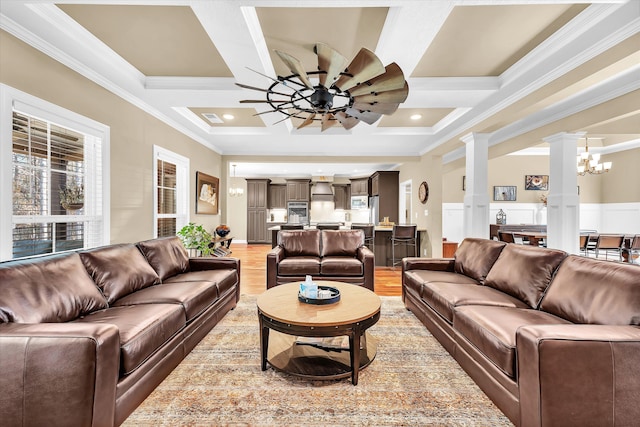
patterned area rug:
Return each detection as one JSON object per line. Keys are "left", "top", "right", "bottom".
{"left": 123, "top": 295, "right": 513, "bottom": 426}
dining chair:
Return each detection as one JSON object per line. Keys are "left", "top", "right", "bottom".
{"left": 498, "top": 231, "right": 516, "bottom": 244}
{"left": 351, "top": 223, "right": 375, "bottom": 252}
{"left": 594, "top": 234, "right": 625, "bottom": 260}
{"left": 579, "top": 234, "right": 590, "bottom": 256}
{"left": 628, "top": 235, "right": 640, "bottom": 264}
{"left": 391, "top": 224, "right": 417, "bottom": 267}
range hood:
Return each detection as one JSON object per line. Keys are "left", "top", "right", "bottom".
{"left": 311, "top": 182, "right": 334, "bottom": 202}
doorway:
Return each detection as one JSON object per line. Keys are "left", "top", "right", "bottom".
{"left": 399, "top": 179, "right": 412, "bottom": 224}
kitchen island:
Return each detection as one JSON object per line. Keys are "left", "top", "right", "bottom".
{"left": 269, "top": 225, "right": 427, "bottom": 266}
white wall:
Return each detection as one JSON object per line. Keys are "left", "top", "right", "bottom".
{"left": 443, "top": 202, "right": 640, "bottom": 247}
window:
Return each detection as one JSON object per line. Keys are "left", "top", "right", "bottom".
{"left": 1, "top": 84, "right": 110, "bottom": 261}
{"left": 153, "top": 145, "right": 188, "bottom": 238}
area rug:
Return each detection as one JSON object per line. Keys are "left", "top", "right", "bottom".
{"left": 122, "top": 295, "right": 513, "bottom": 426}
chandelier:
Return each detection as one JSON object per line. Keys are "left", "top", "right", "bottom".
{"left": 577, "top": 137, "right": 612, "bottom": 175}
{"left": 228, "top": 164, "right": 244, "bottom": 197}
{"left": 236, "top": 43, "right": 408, "bottom": 131}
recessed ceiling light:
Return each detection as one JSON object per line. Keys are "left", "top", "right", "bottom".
{"left": 410, "top": 114, "right": 422, "bottom": 120}
{"left": 222, "top": 114, "right": 235, "bottom": 120}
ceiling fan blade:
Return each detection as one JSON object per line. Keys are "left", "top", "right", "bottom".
{"left": 321, "top": 113, "right": 338, "bottom": 132}
{"left": 348, "top": 63, "right": 406, "bottom": 97}
{"left": 274, "top": 50, "right": 314, "bottom": 89}
{"left": 314, "top": 43, "right": 348, "bottom": 88}
{"left": 353, "top": 82, "right": 409, "bottom": 104}
{"left": 345, "top": 108, "right": 382, "bottom": 125}
{"left": 334, "top": 111, "right": 360, "bottom": 130}
{"left": 235, "top": 82, "right": 292, "bottom": 98}
{"left": 297, "top": 113, "right": 316, "bottom": 130}
{"left": 333, "top": 48, "right": 385, "bottom": 92}
{"left": 352, "top": 102, "right": 399, "bottom": 115}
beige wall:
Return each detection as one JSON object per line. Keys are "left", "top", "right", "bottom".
{"left": 441, "top": 153, "right": 626, "bottom": 204}
{"left": 1, "top": 30, "right": 222, "bottom": 244}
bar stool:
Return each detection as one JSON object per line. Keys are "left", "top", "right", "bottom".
{"left": 316, "top": 223, "right": 340, "bottom": 230}
{"left": 280, "top": 224, "right": 304, "bottom": 230}
{"left": 351, "top": 223, "right": 375, "bottom": 252}
{"left": 391, "top": 224, "right": 417, "bottom": 267}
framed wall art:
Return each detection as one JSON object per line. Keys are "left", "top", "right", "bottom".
{"left": 525, "top": 175, "right": 549, "bottom": 191}
{"left": 196, "top": 171, "right": 219, "bottom": 215}
{"left": 494, "top": 186, "right": 517, "bottom": 201}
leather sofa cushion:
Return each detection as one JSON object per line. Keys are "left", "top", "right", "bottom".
{"left": 454, "top": 238, "right": 506, "bottom": 284}
{"left": 320, "top": 257, "right": 363, "bottom": 276}
{"left": 80, "top": 244, "right": 161, "bottom": 304}
{"left": 75, "top": 303, "right": 185, "bottom": 375}
{"left": 540, "top": 255, "right": 640, "bottom": 325}
{"left": 164, "top": 269, "right": 238, "bottom": 299}
{"left": 0, "top": 252, "right": 107, "bottom": 323}
{"left": 113, "top": 281, "right": 218, "bottom": 322}
{"left": 454, "top": 306, "right": 570, "bottom": 378}
{"left": 321, "top": 230, "right": 363, "bottom": 257}
{"left": 278, "top": 257, "right": 321, "bottom": 276}
{"left": 484, "top": 244, "right": 567, "bottom": 308}
{"left": 279, "top": 230, "right": 321, "bottom": 257}
{"left": 422, "top": 282, "right": 528, "bottom": 324}
{"left": 405, "top": 270, "right": 479, "bottom": 286}
{"left": 137, "top": 236, "right": 190, "bottom": 281}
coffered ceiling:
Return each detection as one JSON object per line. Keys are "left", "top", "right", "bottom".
{"left": 1, "top": 0, "right": 638, "bottom": 177}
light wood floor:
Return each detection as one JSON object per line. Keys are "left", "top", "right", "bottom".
{"left": 231, "top": 243, "right": 402, "bottom": 296}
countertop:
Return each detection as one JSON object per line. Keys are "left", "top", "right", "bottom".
{"left": 268, "top": 225, "right": 426, "bottom": 232}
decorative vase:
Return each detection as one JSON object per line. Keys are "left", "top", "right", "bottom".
{"left": 215, "top": 224, "right": 230, "bottom": 238}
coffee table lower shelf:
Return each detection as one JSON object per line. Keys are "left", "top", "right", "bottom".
{"left": 266, "top": 330, "right": 378, "bottom": 381}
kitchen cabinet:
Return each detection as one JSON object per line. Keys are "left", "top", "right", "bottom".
{"left": 286, "top": 179, "right": 311, "bottom": 201}
{"left": 333, "top": 184, "right": 350, "bottom": 210}
{"left": 269, "top": 184, "right": 286, "bottom": 209}
{"left": 350, "top": 178, "right": 369, "bottom": 196}
{"left": 370, "top": 171, "right": 399, "bottom": 224}
{"left": 247, "top": 179, "right": 270, "bottom": 243}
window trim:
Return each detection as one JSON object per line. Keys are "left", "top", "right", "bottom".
{"left": 0, "top": 83, "right": 110, "bottom": 261}
{"left": 153, "top": 145, "right": 189, "bottom": 238}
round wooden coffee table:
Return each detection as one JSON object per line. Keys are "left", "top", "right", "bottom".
{"left": 257, "top": 281, "right": 381, "bottom": 385}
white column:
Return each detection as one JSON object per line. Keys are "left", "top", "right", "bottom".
{"left": 461, "top": 133, "right": 490, "bottom": 239}
{"left": 543, "top": 132, "right": 582, "bottom": 254}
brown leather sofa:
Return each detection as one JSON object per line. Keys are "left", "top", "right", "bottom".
{"left": 267, "top": 229, "right": 374, "bottom": 290}
{"left": 0, "top": 236, "right": 240, "bottom": 427}
{"left": 403, "top": 237, "right": 640, "bottom": 427}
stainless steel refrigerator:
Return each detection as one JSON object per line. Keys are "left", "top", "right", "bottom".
{"left": 369, "top": 196, "right": 379, "bottom": 225}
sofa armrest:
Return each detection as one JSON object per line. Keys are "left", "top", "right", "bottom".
{"left": 0, "top": 322, "right": 120, "bottom": 427}
{"left": 517, "top": 324, "right": 640, "bottom": 427}
{"left": 266, "top": 246, "right": 285, "bottom": 289}
{"left": 357, "top": 246, "right": 375, "bottom": 291}
{"left": 402, "top": 257, "right": 455, "bottom": 272}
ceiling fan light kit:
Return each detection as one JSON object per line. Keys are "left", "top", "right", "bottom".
{"left": 236, "top": 43, "right": 409, "bottom": 131}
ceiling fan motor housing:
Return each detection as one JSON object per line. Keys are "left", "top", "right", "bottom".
{"left": 311, "top": 86, "right": 334, "bottom": 111}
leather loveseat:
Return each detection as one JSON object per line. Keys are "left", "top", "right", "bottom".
{"left": 402, "top": 237, "right": 640, "bottom": 427}
{"left": 0, "top": 236, "right": 240, "bottom": 427}
{"left": 267, "top": 229, "right": 374, "bottom": 290}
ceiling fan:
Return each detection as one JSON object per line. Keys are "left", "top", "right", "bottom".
{"left": 236, "top": 43, "right": 409, "bottom": 131}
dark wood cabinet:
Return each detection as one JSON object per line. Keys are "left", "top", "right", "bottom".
{"left": 333, "top": 184, "right": 350, "bottom": 210}
{"left": 350, "top": 178, "right": 369, "bottom": 196}
{"left": 371, "top": 171, "right": 399, "bottom": 224}
{"left": 247, "top": 179, "right": 270, "bottom": 243}
{"left": 286, "top": 179, "right": 311, "bottom": 202}
{"left": 269, "top": 184, "right": 286, "bottom": 209}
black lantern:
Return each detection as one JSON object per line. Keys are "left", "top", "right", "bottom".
{"left": 496, "top": 209, "right": 507, "bottom": 225}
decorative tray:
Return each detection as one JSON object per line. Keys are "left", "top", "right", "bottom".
{"left": 298, "top": 285, "right": 341, "bottom": 305}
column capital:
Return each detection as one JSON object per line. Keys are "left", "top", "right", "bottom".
{"left": 543, "top": 131, "right": 585, "bottom": 145}
{"left": 461, "top": 132, "right": 490, "bottom": 145}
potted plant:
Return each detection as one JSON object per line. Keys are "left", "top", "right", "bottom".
{"left": 177, "top": 223, "right": 213, "bottom": 257}
{"left": 59, "top": 183, "right": 84, "bottom": 211}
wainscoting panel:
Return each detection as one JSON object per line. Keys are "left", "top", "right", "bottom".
{"left": 442, "top": 202, "right": 640, "bottom": 247}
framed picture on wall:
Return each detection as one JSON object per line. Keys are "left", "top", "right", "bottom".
{"left": 196, "top": 171, "right": 219, "bottom": 215}
{"left": 525, "top": 175, "right": 549, "bottom": 190}
{"left": 494, "top": 186, "right": 517, "bottom": 201}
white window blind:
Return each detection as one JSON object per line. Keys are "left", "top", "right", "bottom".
{"left": 10, "top": 111, "right": 105, "bottom": 259}
{"left": 153, "top": 145, "right": 188, "bottom": 238}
